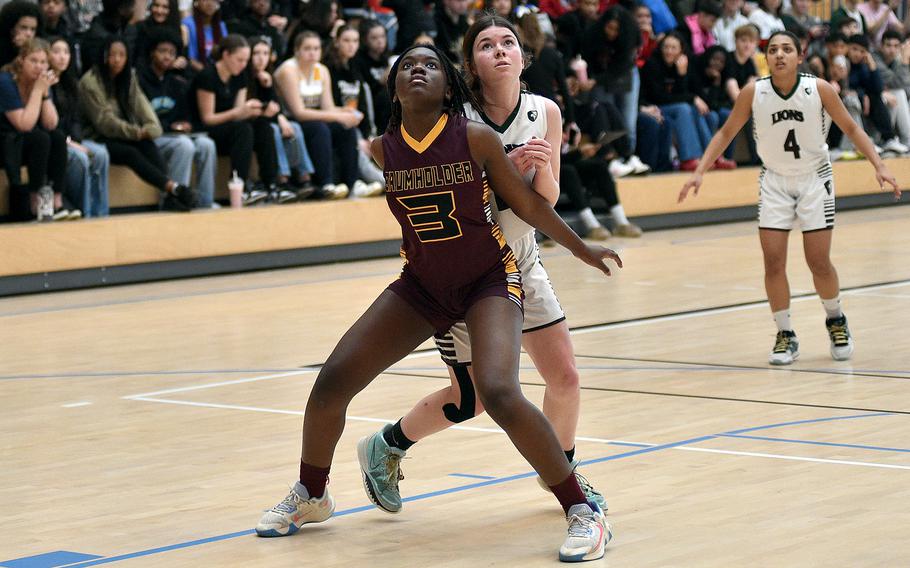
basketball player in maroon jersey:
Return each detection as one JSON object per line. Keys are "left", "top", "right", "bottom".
{"left": 256, "top": 44, "right": 619, "bottom": 562}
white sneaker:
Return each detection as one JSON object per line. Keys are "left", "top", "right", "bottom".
{"left": 768, "top": 330, "right": 799, "bottom": 365}
{"left": 626, "top": 155, "right": 651, "bottom": 175}
{"left": 882, "top": 137, "right": 909, "bottom": 155}
{"left": 559, "top": 502, "right": 611, "bottom": 562}
{"left": 826, "top": 315, "right": 854, "bottom": 361}
{"left": 608, "top": 159, "right": 635, "bottom": 178}
{"left": 352, "top": 180, "right": 385, "bottom": 197}
{"left": 255, "top": 482, "right": 335, "bottom": 537}
{"left": 320, "top": 183, "right": 349, "bottom": 200}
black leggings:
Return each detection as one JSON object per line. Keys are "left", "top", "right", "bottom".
{"left": 207, "top": 117, "right": 278, "bottom": 185}
{"left": 104, "top": 138, "right": 169, "bottom": 190}
{"left": 575, "top": 98, "right": 632, "bottom": 159}
{"left": 561, "top": 154, "right": 620, "bottom": 210}
{"left": 2, "top": 128, "right": 67, "bottom": 193}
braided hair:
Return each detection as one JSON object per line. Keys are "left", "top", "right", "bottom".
{"left": 385, "top": 42, "right": 476, "bottom": 134}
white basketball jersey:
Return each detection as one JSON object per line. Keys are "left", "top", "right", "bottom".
{"left": 751, "top": 74, "right": 831, "bottom": 176}
{"left": 465, "top": 92, "right": 548, "bottom": 243}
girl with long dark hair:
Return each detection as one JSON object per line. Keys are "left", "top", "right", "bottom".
{"left": 181, "top": 0, "right": 226, "bottom": 72}
{"left": 194, "top": 33, "right": 278, "bottom": 204}
{"left": 49, "top": 36, "right": 110, "bottom": 217}
{"left": 256, "top": 42, "right": 619, "bottom": 562}
{"left": 325, "top": 23, "right": 384, "bottom": 196}
{"left": 79, "top": 35, "right": 195, "bottom": 210}
{"left": 680, "top": 31, "right": 900, "bottom": 364}
{"left": 246, "top": 35, "right": 313, "bottom": 201}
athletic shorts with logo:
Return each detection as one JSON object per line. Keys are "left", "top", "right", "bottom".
{"left": 434, "top": 232, "right": 564, "bottom": 366}
{"left": 758, "top": 164, "right": 835, "bottom": 232}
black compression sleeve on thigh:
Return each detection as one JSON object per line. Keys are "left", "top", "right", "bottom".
{"left": 442, "top": 364, "right": 477, "bottom": 423}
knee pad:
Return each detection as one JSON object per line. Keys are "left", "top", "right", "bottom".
{"left": 442, "top": 364, "right": 476, "bottom": 424}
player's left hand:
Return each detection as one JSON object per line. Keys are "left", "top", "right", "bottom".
{"left": 523, "top": 137, "right": 552, "bottom": 172}
{"left": 876, "top": 163, "right": 901, "bottom": 200}
{"left": 575, "top": 244, "right": 623, "bottom": 277}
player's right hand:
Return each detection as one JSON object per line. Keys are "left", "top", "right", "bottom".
{"left": 876, "top": 164, "right": 901, "bottom": 200}
{"left": 678, "top": 173, "right": 703, "bottom": 203}
{"left": 575, "top": 245, "right": 623, "bottom": 277}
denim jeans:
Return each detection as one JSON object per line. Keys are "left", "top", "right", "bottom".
{"left": 636, "top": 112, "right": 673, "bottom": 172}
{"left": 155, "top": 134, "right": 217, "bottom": 207}
{"left": 270, "top": 120, "right": 315, "bottom": 178}
{"left": 66, "top": 139, "right": 110, "bottom": 217}
{"left": 593, "top": 67, "right": 641, "bottom": 148}
{"left": 705, "top": 107, "right": 735, "bottom": 159}
{"left": 658, "top": 102, "right": 705, "bottom": 161}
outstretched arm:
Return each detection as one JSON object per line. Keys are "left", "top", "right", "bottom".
{"left": 467, "top": 122, "right": 622, "bottom": 276}
{"left": 679, "top": 81, "right": 756, "bottom": 202}
{"left": 817, "top": 78, "right": 901, "bottom": 200}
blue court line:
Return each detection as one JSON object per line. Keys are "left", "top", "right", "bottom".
{"left": 0, "top": 550, "right": 102, "bottom": 568}
{"left": 719, "top": 434, "right": 910, "bottom": 454}
{"left": 606, "top": 441, "right": 653, "bottom": 448}
{"left": 43, "top": 411, "right": 893, "bottom": 567}
{"left": 448, "top": 473, "right": 496, "bottom": 480}
{"left": 722, "top": 412, "right": 894, "bottom": 435}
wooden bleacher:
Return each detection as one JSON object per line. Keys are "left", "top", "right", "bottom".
{"left": 0, "top": 157, "right": 907, "bottom": 293}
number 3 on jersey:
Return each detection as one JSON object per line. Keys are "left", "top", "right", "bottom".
{"left": 397, "top": 191, "right": 463, "bottom": 242}
{"left": 784, "top": 129, "right": 801, "bottom": 159}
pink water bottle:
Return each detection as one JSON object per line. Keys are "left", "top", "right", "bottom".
{"left": 570, "top": 56, "right": 589, "bottom": 84}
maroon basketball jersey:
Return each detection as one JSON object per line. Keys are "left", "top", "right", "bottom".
{"left": 383, "top": 113, "right": 517, "bottom": 295}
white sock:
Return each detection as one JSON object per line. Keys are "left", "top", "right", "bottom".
{"left": 610, "top": 204, "right": 629, "bottom": 226}
{"left": 773, "top": 309, "right": 792, "bottom": 331}
{"left": 578, "top": 207, "right": 600, "bottom": 230}
{"left": 820, "top": 296, "right": 843, "bottom": 319}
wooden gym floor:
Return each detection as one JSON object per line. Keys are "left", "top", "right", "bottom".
{"left": 2, "top": 206, "right": 909, "bottom": 567}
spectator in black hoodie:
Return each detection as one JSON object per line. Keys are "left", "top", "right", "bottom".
{"left": 227, "top": 0, "right": 285, "bottom": 57}
{"left": 582, "top": 6, "right": 642, "bottom": 148}
{"left": 0, "top": 1, "right": 42, "bottom": 68}
{"left": 80, "top": 0, "right": 136, "bottom": 74}
{"left": 134, "top": 0, "right": 187, "bottom": 70}
{"left": 690, "top": 44, "right": 737, "bottom": 163}
{"left": 139, "top": 29, "right": 218, "bottom": 207}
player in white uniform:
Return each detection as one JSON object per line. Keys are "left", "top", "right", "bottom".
{"left": 679, "top": 31, "right": 901, "bottom": 365}
{"left": 356, "top": 16, "right": 614, "bottom": 522}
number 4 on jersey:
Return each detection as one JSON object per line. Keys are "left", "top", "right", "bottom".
{"left": 784, "top": 129, "right": 801, "bottom": 159}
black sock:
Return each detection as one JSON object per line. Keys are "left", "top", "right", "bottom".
{"left": 564, "top": 446, "right": 576, "bottom": 464}
{"left": 384, "top": 418, "right": 416, "bottom": 451}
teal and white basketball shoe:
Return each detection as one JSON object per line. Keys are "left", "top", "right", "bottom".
{"left": 357, "top": 425, "right": 406, "bottom": 513}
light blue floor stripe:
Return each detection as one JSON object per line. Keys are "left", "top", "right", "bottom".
{"left": 720, "top": 433, "right": 910, "bottom": 454}
{"left": 448, "top": 473, "right": 496, "bottom": 480}
{"left": 722, "top": 412, "right": 894, "bottom": 436}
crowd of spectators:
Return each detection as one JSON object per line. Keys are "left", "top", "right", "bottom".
{"left": 0, "top": 0, "right": 908, "bottom": 223}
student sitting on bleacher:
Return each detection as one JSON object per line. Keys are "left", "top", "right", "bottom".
{"left": 876, "top": 30, "right": 910, "bottom": 149}
{"left": 0, "top": 0, "right": 41, "bottom": 69}
{"left": 194, "top": 34, "right": 279, "bottom": 205}
{"left": 182, "top": 0, "right": 228, "bottom": 73}
{"left": 79, "top": 35, "right": 197, "bottom": 211}
{"left": 245, "top": 35, "right": 314, "bottom": 202}
{"left": 0, "top": 38, "right": 73, "bottom": 220}
{"left": 49, "top": 36, "right": 111, "bottom": 217}
{"left": 138, "top": 29, "right": 218, "bottom": 208}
